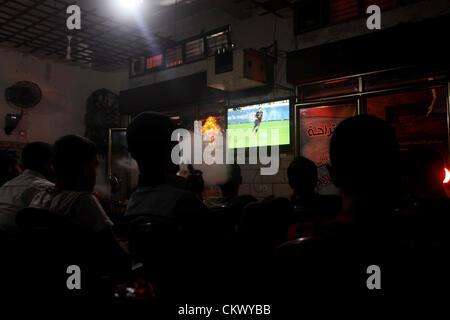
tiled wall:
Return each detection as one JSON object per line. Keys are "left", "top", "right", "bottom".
{"left": 239, "top": 152, "right": 294, "bottom": 200}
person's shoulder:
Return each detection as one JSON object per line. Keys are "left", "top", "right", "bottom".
{"left": 175, "top": 189, "right": 207, "bottom": 212}
{"left": 31, "top": 184, "right": 56, "bottom": 197}
{"left": 24, "top": 179, "right": 55, "bottom": 195}
{"left": 29, "top": 186, "right": 57, "bottom": 207}
{"left": 71, "top": 193, "right": 108, "bottom": 218}
{"left": 29, "top": 178, "right": 54, "bottom": 190}
{"left": 44, "top": 190, "right": 95, "bottom": 210}
{"left": 236, "top": 194, "right": 257, "bottom": 202}
{"left": 177, "top": 188, "right": 203, "bottom": 202}
{"left": 159, "top": 183, "right": 187, "bottom": 193}
{"left": 73, "top": 192, "right": 102, "bottom": 206}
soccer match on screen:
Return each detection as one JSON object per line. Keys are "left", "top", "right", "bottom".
{"left": 227, "top": 99, "right": 290, "bottom": 148}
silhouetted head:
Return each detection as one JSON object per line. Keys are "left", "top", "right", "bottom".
{"left": 329, "top": 115, "right": 400, "bottom": 207}
{"left": 127, "top": 112, "right": 177, "bottom": 176}
{"left": 0, "top": 150, "right": 19, "bottom": 186}
{"left": 220, "top": 164, "right": 242, "bottom": 198}
{"left": 187, "top": 164, "right": 204, "bottom": 199}
{"left": 404, "top": 146, "right": 447, "bottom": 199}
{"left": 287, "top": 156, "right": 318, "bottom": 197}
{"left": 21, "top": 142, "right": 53, "bottom": 180}
{"left": 53, "top": 135, "right": 99, "bottom": 192}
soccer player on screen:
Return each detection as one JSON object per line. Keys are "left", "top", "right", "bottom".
{"left": 253, "top": 107, "right": 263, "bottom": 133}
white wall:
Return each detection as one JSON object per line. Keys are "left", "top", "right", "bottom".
{"left": 0, "top": 49, "right": 117, "bottom": 144}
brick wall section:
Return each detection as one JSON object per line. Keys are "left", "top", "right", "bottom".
{"left": 239, "top": 152, "right": 294, "bottom": 200}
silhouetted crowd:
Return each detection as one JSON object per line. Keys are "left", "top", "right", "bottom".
{"left": 1, "top": 112, "right": 449, "bottom": 312}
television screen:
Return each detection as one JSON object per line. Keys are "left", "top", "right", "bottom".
{"left": 227, "top": 99, "right": 290, "bottom": 148}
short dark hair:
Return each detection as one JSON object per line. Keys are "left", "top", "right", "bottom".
{"left": 329, "top": 115, "right": 399, "bottom": 192}
{"left": 127, "top": 112, "right": 176, "bottom": 163}
{"left": 287, "top": 156, "right": 318, "bottom": 193}
{"left": 21, "top": 142, "right": 52, "bottom": 172}
{"left": 52, "top": 135, "right": 98, "bottom": 184}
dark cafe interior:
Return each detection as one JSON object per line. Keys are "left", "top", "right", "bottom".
{"left": 1, "top": 0, "right": 450, "bottom": 315}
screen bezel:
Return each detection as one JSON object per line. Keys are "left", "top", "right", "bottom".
{"left": 225, "top": 96, "right": 294, "bottom": 154}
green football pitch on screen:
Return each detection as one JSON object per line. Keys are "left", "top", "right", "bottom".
{"left": 227, "top": 120, "right": 290, "bottom": 148}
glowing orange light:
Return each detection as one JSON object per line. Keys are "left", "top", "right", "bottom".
{"left": 444, "top": 168, "right": 450, "bottom": 184}
{"left": 202, "top": 116, "right": 221, "bottom": 133}
{"left": 201, "top": 117, "right": 222, "bottom": 161}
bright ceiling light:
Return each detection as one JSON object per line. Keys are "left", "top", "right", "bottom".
{"left": 116, "top": 0, "right": 144, "bottom": 10}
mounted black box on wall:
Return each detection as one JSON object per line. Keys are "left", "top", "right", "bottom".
{"left": 207, "top": 49, "right": 272, "bottom": 91}
{"left": 215, "top": 50, "right": 233, "bottom": 75}
{"left": 4, "top": 113, "right": 22, "bottom": 135}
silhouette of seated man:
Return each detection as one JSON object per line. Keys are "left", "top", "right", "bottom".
{"left": 124, "top": 112, "right": 207, "bottom": 227}
{"left": 124, "top": 112, "right": 215, "bottom": 300}
{"left": 286, "top": 156, "right": 341, "bottom": 239}
{"left": 30, "top": 135, "right": 128, "bottom": 273}
{"left": 276, "top": 115, "right": 404, "bottom": 298}
{"left": 0, "top": 142, "right": 54, "bottom": 234}
{"left": 328, "top": 115, "right": 401, "bottom": 225}
{"left": 31, "top": 135, "right": 113, "bottom": 232}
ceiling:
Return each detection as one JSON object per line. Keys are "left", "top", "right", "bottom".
{"left": 0, "top": 0, "right": 296, "bottom": 70}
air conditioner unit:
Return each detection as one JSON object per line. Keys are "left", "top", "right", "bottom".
{"left": 207, "top": 49, "right": 271, "bottom": 91}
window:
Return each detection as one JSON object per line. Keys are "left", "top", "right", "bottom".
{"left": 299, "top": 78, "right": 359, "bottom": 100}
{"left": 146, "top": 54, "right": 163, "bottom": 70}
{"left": 185, "top": 38, "right": 205, "bottom": 62}
{"left": 366, "top": 88, "right": 448, "bottom": 158}
{"left": 206, "top": 31, "right": 230, "bottom": 56}
{"left": 129, "top": 25, "right": 230, "bottom": 78}
{"left": 364, "top": 68, "right": 446, "bottom": 91}
{"left": 165, "top": 46, "right": 183, "bottom": 68}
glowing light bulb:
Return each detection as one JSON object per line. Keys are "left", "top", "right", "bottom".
{"left": 116, "top": 0, "right": 144, "bottom": 10}
{"left": 444, "top": 168, "right": 450, "bottom": 184}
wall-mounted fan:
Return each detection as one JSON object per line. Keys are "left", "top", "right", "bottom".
{"left": 4, "top": 81, "right": 42, "bottom": 135}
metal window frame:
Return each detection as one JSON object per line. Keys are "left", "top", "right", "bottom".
{"left": 129, "top": 25, "right": 231, "bottom": 79}
{"left": 294, "top": 67, "right": 450, "bottom": 159}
